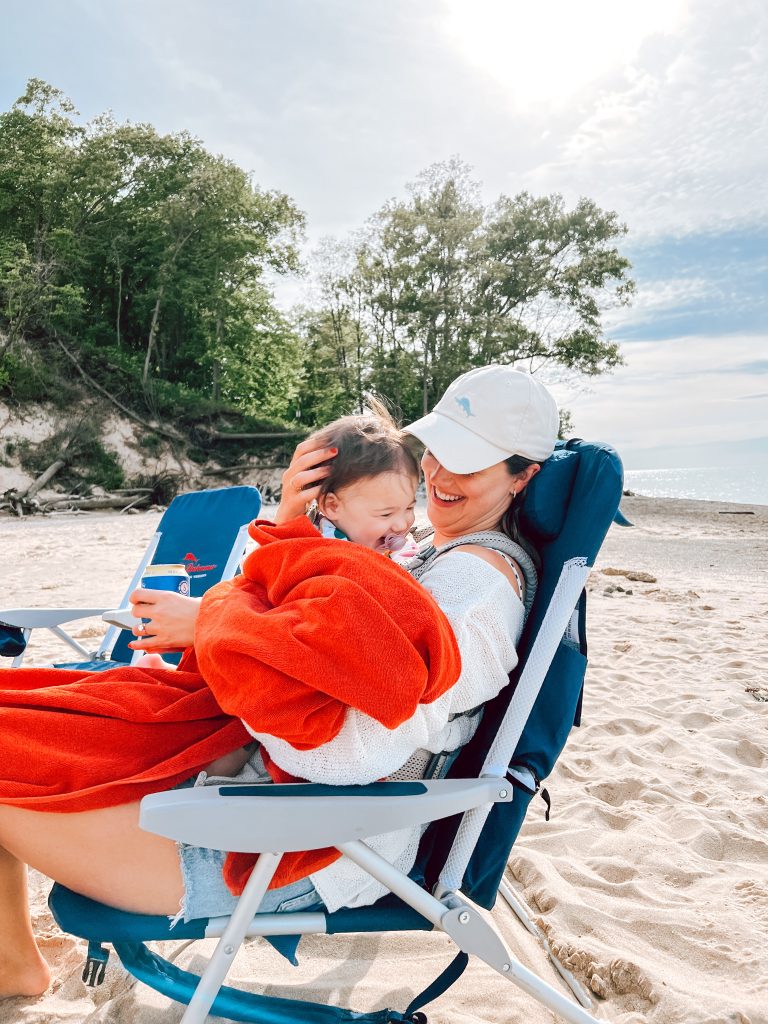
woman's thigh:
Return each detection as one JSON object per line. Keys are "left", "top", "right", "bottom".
{"left": 0, "top": 802, "right": 183, "bottom": 916}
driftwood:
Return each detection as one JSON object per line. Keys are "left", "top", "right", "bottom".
{"left": 201, "top": 462, "right": 284, "bottom": 477}
{"left": 20, "top": 458, "right": 69, "bottom": 500}
{"left": 1, "top": 488, "right": 152, "bottom": 517}
{"left": 208, "top": 431, "right": 306, "bottom": 441}
{"left": 42, "top": 494, "right": 152, "bottom": 512}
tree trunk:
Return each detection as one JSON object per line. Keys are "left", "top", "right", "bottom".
{"left": 212, "top": 313, "right": 223, "bottom": 403}
{"left": 142, "top": 283, "right": 165, "bottom": 387}
{"left": 115, "top": 265, "right": 122, "bottom": 347}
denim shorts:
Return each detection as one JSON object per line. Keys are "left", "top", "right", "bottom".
{"left": 172, "top": 763, "right": 326, "bottom": 923}
{"left": 176, "top": 843, "right": 325, "bottom": 922}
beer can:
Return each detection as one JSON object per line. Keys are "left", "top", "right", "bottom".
{"left": 140, "top": 563, "right": 191, "bottom": 596}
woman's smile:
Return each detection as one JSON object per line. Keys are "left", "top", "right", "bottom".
{"left": 432, "top": 486, "right": 465, "bottom": 506}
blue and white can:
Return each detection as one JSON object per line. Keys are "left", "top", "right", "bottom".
{"left": 140, "top": 563, "right": 191, "bottom": 596}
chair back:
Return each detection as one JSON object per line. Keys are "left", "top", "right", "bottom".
{"left": 420, "top": 440, "right": 623, "bottom": 908}
{"left": 108, "top": 486, "right": 262, "bottom": 665}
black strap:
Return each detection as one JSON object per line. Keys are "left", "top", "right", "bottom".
{"left": 404, "top": 950, "right": 469, "bottom": 1018}
{"left": 507, "top": 766, "right": 552, "bottom": 821}
{"left": 540, "top": 787, "right": 552, "bottom": 821}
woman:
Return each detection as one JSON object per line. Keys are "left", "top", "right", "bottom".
{"left": 0, "top": 364, "right": 558, "bottom": 999}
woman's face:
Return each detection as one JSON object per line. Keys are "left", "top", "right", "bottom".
{"left": 422, "top": 450, "right": 538, "bottom": 543}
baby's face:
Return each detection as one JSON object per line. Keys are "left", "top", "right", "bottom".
{"left": 321, "top": 472, "right": 418, "bottom": 551}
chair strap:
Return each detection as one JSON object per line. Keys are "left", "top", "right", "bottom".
{"left": 408, "top": 530, "right": 538, "bottom": 618}
{"left": 403, "top": 950, "right": 469, "bottom": 1020}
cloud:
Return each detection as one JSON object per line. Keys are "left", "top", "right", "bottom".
{"left": 560, "top": 332, "right": 768, "bottom": 462}
{"left": 515, "top": 0, "right": 768, "bottom": 237}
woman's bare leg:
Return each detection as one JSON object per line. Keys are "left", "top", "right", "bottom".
{"left": 0, "top": 846, "right": 50, "bottom": 997}
{"left": 0, "top": 802, "right": 185, "bottom": 998}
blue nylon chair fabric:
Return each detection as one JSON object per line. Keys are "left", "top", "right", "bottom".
{"left": 55, "top": 486, "right": 261, "bottom": 670}
{"left": 419, "top": 439, "right": 623, "bottom": 908}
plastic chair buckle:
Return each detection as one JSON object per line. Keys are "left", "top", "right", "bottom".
{"left": 82, "top": 942, "right": 109, "bottom": 986}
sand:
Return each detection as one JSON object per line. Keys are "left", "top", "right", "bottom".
{"left": 0, "top": 495, "right": 766, "bottom": 1024}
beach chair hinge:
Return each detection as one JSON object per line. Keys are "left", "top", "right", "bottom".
{"left": 82, "top": 941, "right": 110, "bottom": 986}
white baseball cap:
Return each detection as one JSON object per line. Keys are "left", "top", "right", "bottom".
{"left": 404, "top": 365, "right": 559, "bottom": 473}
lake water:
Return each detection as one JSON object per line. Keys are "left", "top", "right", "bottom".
{"left": 623, "top": 465, "right": 768, "bottom": 506}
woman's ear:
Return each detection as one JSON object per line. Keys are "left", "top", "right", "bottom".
{"left": 513, "top": 463, "right": 541, "bottom": 495}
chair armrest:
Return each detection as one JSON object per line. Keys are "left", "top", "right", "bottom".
{"left": 0, "top": 608, "right": 109, "bottom": 628}
{"left": 139, "top": 778, "right": 514, "bottom": 852}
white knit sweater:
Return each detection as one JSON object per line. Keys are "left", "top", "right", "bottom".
{"left": 244, "top": 550, "right": 525, "bottom": 912}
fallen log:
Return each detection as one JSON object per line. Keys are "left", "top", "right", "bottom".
{"left": 207, "top": 431, "right": 306, "bottom": 441}
{"left": 201, "top": 462, "right": 284, "bottom": 477}
{"left": 42, "top": 495, "right": 152, "bottom": 512}
{"left": 13, "top": 452, "right": 72, "bottom": 504}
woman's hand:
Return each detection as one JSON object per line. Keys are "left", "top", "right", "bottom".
{"left": 275, "top": 437, "right": 337, "bottom": 523}
{"left": 127, "top": 589, "right": 201, "bottom": 652}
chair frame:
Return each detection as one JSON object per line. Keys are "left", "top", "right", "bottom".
{"left": 120, "top": 557, "right": 600, "bottom": 1024}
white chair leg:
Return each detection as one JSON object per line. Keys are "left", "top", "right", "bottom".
{"left": 180, "top": 852, "right": 281, "bottom": 1024}
{"left": 498, "top": 878, "right": 594, "bottom": 1009}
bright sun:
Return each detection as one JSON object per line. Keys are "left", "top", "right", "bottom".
{"left": 440, "top": 0, "right": 690, "bottom": 110}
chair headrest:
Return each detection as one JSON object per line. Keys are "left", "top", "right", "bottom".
{"left": 518, "top": 448, "right": 578, "bottom": 541}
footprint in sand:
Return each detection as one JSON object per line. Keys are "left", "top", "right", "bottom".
{"left": 689, "top": 825, "right": 725, "bottom": 861}
{"left": 586, "top": 779, "right": 646, "bottom": 807}
{"left": 733, "top": 880, "right": 768, "bottom": 907}
{"left": 586, "top": 859, "right": 638, "bottom": 885}
{"left": 680, "top": 710, "right": 716, "bottom": 730}
{"left": 717, "top": 738, "right": 767, "bottom": 768}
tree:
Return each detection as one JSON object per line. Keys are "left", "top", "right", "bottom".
{"left": 0, "top": 79, "right": 305, "bottom": 423}
{"left": 304, "top": 159, "right": 633, "bottom": 423}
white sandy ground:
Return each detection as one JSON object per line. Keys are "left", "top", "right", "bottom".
{"left": 0, "top": 495, "right": 766, "bottom": 1024}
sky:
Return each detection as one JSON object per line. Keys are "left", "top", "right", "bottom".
{"left": 1, "top": 0, "right": 766, "bottom": 470}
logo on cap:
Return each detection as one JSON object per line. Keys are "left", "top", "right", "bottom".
{"left": 455, "top": 396, "right": 475, "bottom": 418}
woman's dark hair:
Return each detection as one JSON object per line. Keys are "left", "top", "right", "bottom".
{"left": 501, "top": 453, "right": 545, "bottom": 572}
{"left": 309, "top": 397, "right": 420, "bottom": 497}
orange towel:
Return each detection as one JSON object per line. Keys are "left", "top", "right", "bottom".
{"left": 0, "top": 515, "right": 460, "bottom": 895}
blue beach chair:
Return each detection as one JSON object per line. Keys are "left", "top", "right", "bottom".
{"left": 47, "top": 440, "right": 623, "bottom": 1024}
{"left": 1, "top": 486, "right": 262, "bottom": 669}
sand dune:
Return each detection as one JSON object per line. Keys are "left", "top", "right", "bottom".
{"left": 1, "top": 495, "right": 766, "bottom": 1023}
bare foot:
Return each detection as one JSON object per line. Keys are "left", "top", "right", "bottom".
{"left": 137, "top": 652, "right": 176, "bottom": 670}
{"left": 0, "top": 948, "right": 51, "bottom": 998}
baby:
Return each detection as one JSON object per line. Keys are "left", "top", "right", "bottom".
{"left": 305, "top": 400, "right": 421, "bottom": 561}
{"left": 204, "top": 403, "right": 421, "bottom": 779}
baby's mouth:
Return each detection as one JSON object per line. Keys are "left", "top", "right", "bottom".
{"left": 381, "top": 532, "right": 407, "bottom": 552}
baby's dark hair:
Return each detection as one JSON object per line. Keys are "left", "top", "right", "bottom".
{"left": 309, "top": 398, "right": 420, "bottom": 497}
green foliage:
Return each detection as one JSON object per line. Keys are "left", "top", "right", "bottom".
{"left": 0, "top": 78, "right": 304, "bottom": 421}
{"left": 0, "top": 81, "right": 633, "bottom": 466}
{"left": 303, "top": 158, "right": 634, "bottom": 422}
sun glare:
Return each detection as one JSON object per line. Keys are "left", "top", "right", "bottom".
{"left": 440, "top": 0, "right": 690, "bottom": 109}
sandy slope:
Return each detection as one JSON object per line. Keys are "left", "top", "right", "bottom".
{"left": 0, "top": 495, "right": 766, "bottom": 1024}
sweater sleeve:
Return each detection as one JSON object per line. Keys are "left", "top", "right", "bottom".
{"left": 246, "top": 551, "right": 525, "bottom": 784}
